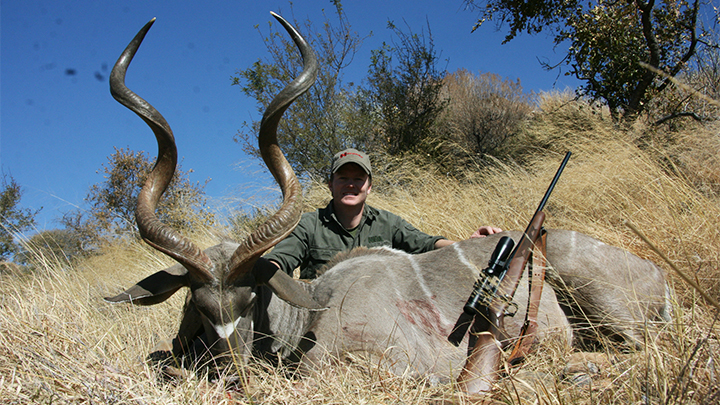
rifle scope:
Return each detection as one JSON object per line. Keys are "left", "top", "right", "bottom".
{"left": 462, "top": 236, "right": 515, "bottom": 315}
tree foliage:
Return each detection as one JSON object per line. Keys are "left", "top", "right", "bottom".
{"left": 233, "top": 3, "right": 369, "bottom": 180}
{"left": 234, "top": 3, "right": 450, "bottom": 179}
{"left": 0, "top": 174, "right": 39, "bottom": 260}
{"left": 464, "top": 0, "right": 708, "bottom": 121}
{"left": 358, "top": 20, "right": 448, "bottom": 157}
{"left": 63, "top": 147, "right": 213, "bottom": 245}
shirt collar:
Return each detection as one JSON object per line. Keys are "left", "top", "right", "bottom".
{"left": 321, "top": 202, "right": 378, "bottom": 225}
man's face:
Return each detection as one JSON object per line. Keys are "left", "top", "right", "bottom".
{"left": 328, "top": 163, "right": 372, "bottom": 209}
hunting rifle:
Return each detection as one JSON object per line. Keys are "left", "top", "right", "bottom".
{"left": 449, "top": 151, "right": 571, "bottom": 393}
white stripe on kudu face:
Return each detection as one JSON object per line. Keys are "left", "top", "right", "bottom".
{"left": 214, "top": 318, "right": 242, "bottom": 339}
{"left": 212, "top": 292, "right": 256, "bottom": 339}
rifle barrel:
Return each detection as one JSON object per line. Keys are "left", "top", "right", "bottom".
{"left": 524, "top": 151, "right": 571, "bottom": 234}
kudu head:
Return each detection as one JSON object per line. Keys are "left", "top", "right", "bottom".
{"left": 105, "top": 13, "right": 321, "bottom": 363}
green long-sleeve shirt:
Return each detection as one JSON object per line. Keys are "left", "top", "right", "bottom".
{"left": 264, "top": 203, "right": 445, "bottom": 279}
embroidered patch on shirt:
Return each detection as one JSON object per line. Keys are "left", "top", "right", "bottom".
{"left": 368, "top": 236, "right": 385, "bottom": 244}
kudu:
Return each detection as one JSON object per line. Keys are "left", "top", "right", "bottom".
{"left": 106, "top": 14, "right": 670, "bottom": 386}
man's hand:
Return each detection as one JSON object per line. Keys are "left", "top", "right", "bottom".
{"left": 434, "top": 226, "right": 504, "bottom": 249}
{"left": 470, "top": 226, "right": 503, "bottom": 238}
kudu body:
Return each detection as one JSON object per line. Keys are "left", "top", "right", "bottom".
{"left": 106, "top": 14, "right": 670, "bottom": 383}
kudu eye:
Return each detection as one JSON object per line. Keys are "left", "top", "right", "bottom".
{"left": 238, "top": 292, "right": 257, "bottom": 318}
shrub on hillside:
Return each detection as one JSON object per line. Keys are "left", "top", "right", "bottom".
{"left": 63, "top": 147, "right": 214, "bottom": 248}
{"left": 16, "top": 229, "right": 86, "bottom": 268}
{"left": 0, "top": 173, "right": 39, "bottom": 261}
{"left": 436, "top": 69, "right": 534, "bottom": 169}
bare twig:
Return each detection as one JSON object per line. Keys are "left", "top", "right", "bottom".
{"left": 639, "top": 62, "right": 720, "bottom": 108}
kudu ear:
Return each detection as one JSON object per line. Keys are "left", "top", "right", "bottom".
{"left": 254, "top": 258, "right": 326, "bottom": 311}
{"left": 105, "top": 264, "right": 190, "bottom": 306}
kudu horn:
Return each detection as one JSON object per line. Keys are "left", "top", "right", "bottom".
{"left": 225, "top": 11, "right": 318, "bottom": 284}
{"left": 109, "top": 18, "right": 214, "bottom": 282}
{"left": 108, "top": 13, "right": 317, "bottom": 287}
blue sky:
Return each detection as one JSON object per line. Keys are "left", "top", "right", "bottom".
{"left": 2, "top": 0, "right": 580, "bottom": 232}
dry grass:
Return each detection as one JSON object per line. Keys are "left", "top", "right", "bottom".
{"left": 2, "top": 94, "right": 719, "bottom": 403}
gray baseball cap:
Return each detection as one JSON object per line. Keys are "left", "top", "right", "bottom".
{"left": 331, "top": 148, "right": 372, "bottom": 177}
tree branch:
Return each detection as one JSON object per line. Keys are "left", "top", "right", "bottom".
{"left": 653, "top": 111, "right": 703, "bottom": 125}
{"left": 626, "top": 0, "right": 660, "bottom": 118}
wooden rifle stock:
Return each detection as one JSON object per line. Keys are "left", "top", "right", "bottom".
{"left": 456, "top": 212, "right": 545, "bottom": 393}
{"left": 456, "top": 151, "right": 570, "bottom": 394}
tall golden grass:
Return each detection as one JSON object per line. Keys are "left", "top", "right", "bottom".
{"left": 2, "top": 94, "right": 718, "bottom": 403}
